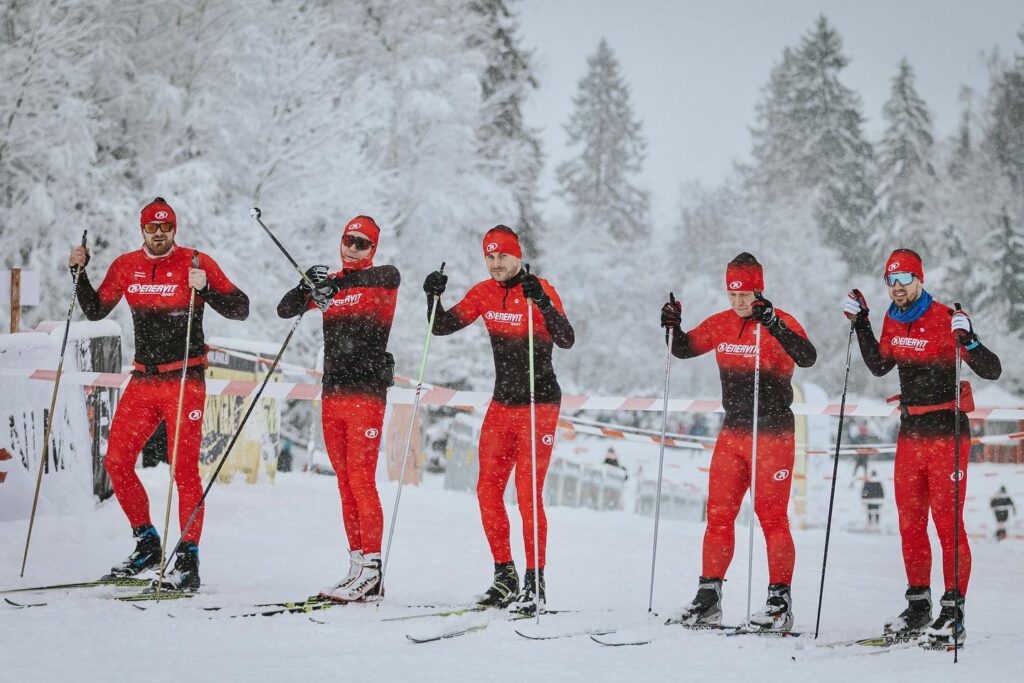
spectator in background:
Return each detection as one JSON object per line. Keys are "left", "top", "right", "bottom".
{"left": 991, "top": 486, "right": 1016, "bottom": 542}
{"left": 861, "top": 470, "right": 885, "bottom": 529}
{"left": 603, "top": 447, "right": 628, "bottom": 481}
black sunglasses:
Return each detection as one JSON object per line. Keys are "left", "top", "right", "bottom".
{"left": 342, "top": 234, "right": 374, "bottom": 251}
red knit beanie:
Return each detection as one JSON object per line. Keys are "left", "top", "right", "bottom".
{"left": 140, "top": 197, "right": 176, "bottom": 227}
{"left": 884, "top": 249, "right": 924, "bottom": 282}
{"left": 482, "top": 225, "right": 522, "bottom": 258}
{"left": 725, "top": 253, "right": 764, "bottom": 292}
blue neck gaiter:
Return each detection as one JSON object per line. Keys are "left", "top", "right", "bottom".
{"left": 887, "top": 289, "right": 933, "bottom": 323}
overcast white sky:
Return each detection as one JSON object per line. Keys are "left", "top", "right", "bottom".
{"left": 519, "top": 0, "right": 1024, "bottom": 226}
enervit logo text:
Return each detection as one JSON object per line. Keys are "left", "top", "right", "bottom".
{"left": 484, "top": 310, "right": 523, "bottom": 323}
{"left": 717, "top": 342, "right": 757, "bottom": 355}
{"left": 128, "top": 284, "right": 178, "bottom": 296}
{"left": 890, "top": 337, "right": 928, "bottom": 350}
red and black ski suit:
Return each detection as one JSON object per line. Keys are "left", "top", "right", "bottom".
{"left": 278, "top": 265, "right": 399, "bottom": 554}
{"left": 430, "top": 270, "right": 574, "bottom": 569}
{"left": 854, "top": 298, "right": 1001, "bottom": 595}
{"left": 670, "top": 309, "right": 815, "bottom": 585}
{"left": 76, "top": 245, "right": 249, "bottom": 544}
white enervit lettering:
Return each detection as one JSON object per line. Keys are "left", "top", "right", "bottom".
{"left": 127, "top": 283, "right": 179, "bottom": 296}
{"left": 484, "top": 310, "right": 524, "bottom": 323}
{"left": 332, "top": 292, "right": 363, "bottom": 307}
{"left": 890, "top": 336, "right": 928, "bottom": 350}
{"left": 716, "top": 342, "right": 757, "bottom": 355}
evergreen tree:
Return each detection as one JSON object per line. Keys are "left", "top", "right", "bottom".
{"left": 869, "top": 58, "right": 936, "bottom": 263}
{"left": 980, "top": 207, "right": 1024, "bottom": 338}
{"left": 986, "top": 28, "right": 1024, "bottom": 190}
{"left": 745, "top": 16, "right": 875, "bottom": 271}
{"left": 472, "top": 0, "right": 544, "bottom": 259}
{"left": 556, "top": 38, "right": 649, "bottom": 239}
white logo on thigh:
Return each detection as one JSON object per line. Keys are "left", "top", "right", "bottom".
{"left": 773, "top": 469, "right": 790, "bottom": 481}
{"left": 188, "top": 409, "right": 202, "bottom": 421}
{"left": 542, "top": 434, "right": 553, "bottom": 446}
{"left": 365, "top": 428, "right": 379, "bottom": 439}
{"left": 950, "top": 470, "right": 965, "bottom": 481}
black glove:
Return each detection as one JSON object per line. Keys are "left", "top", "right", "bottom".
{"left": 843, "top": 289, "right": 869, "bottom": 323}
{"left": 299, "top": 265, "right": 329, "bottom": 291}
{"left": 520, "top": 273, "right": 551, "bottom": 308}
{"left": 299, "top": 265, "right": 335, "bottom": 311}
{"left": 423, "top": 270, "right": 447, "bottom": 296}
{"left": 660, "top": 298, "right": 681, "bottom": 329}
{"left": 750, "top": 291, "right": 778, "bottom": 329}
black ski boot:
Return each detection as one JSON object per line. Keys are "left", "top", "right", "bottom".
{"left": 748, "top": 583, "right": 794, "bottom": 631}
{"left": 476, "top": 561, "right": 519, "bottom": 608}
{"left": 102, "top": 525, "right": 161, "bottom": 579}
{"left": 509, "top": 568, "right": 545, "bottom": 616}
{"left": 923, "top": 589, "right": 965, "bottom": 646}
{"left": 150, "top": 542, "right": 201, "bottom": 592}
{"left": 884, "top": 585, "right": 932, "bottom": 635}
{"left": 668, "top": 576, "right": 723, "bottom": 625}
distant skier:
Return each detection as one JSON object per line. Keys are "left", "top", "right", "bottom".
{"left": 861, "top": 470, "right": 884, "bottom": 528}
{"left": 68, "top": 197, "right": 249, "bottom": 591}
{"left": 991, "top": 486, "right": 1016, "bottom": 542}
{"left": 603, "top": 447, "right": 628, "bottom": 480}
{"left": 844, "top": 248, "right": 1001, "bottom": 646}
{"left": 423, "top": 225, "right": 574, "bottom": 615}
{"left": 660, "top": 253, "right": 816, "bottom": 631}
{"left": 277, "top": 216, "right": 399, "bottom": 603}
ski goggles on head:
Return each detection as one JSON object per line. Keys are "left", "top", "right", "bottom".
{"left": 884, "top": 271, "right": 916, "bottom": 287}
{"left": 342, "top": 234, "right": 373, "bottom": 251}
{"left": 142, "top": 222, "right": 175, "bottom": 234}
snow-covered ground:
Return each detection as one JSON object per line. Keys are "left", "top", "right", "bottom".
{"left": 2, "top": 437, "right": 1022, "bottom": 683}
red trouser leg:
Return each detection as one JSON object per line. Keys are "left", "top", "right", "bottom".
{"left": 895, "top": 419, "right": 971, "bottom": 595}
{"left": 702, "top": 426, "right": 795, "bottom": 584}
{"left": 160, "top": 372, "right": 207, "bottom": 544}
{"left": 514, "top": 403, "right": 559, "bottom": 570}
{"left": 477, "top": 401, "right": 559, "bottom": 568}
{"left": 477, "top": 402, "right": 518, "bottom": 565}
{"left": 105, "top": 377, "right": 164, "bottom": 530}
{"left": 322, "top": 392, "right": 386, "bottom": 554}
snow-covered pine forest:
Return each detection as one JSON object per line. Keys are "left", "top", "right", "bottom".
{"left": 3, "top": 2, "right": 1023, "bottom": 404}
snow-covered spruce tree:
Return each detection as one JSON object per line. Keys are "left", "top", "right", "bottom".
{"left": 985, "top": 28, "right": 1024, "bottom": 191}
{"left": 556, "top": 38, "right": 649, "bottom": 240}
{"left": 868, "top": 58, "right": 936, "bottom": 264}
{"left": 551, "top": 38, "right": 655, "bottom": 396}
{"left": 979, "top": 207, "right": 1024, "bottom": 340}
{"left": 471, "top": 0, "right": 545, "bottom": 261}
{"left": 745, "top": 16, "right": 875, "bottom": 274}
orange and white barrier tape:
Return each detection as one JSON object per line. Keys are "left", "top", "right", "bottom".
{"left": 4, "top": 368, "right": 1024, "bottom": 422}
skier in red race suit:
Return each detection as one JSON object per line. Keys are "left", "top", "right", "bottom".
{"left": 68, "top": 197, "right": 249, "bottom": 591}
{"left": 276, "top": 216, "right": 399, "bottom": 602}
{"left": 659, "top": 253, "right": 816, "bottom": 631}
{"left": 843, "top": 248, "right": 1001, "bottom": 646}
{"left": 422, "top": 226, "right": 574, "bottom": 615}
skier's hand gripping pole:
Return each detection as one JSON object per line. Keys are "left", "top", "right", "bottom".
{"left": 648, "top": 293, "right": 675, "bottom": 612}
{"left": 380, "top": 262, "right": 445, "bottom": 595}
{"left": 20, "top": 230, "right": 88, "bottom": 577}
{"left": 155, "top": 251, "right": 200, "bottom": 597}
{"left": 813, "top": 319, "right": 856, "bottom": 638}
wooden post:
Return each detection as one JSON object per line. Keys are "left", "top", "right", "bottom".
{"left": 10, "top": 268, "right": 20, "bottom": 333}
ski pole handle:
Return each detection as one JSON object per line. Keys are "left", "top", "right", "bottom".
{"left": 953, "top": 302, "right": 966, "bottom": 344}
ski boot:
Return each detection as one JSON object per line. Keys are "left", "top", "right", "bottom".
{"left": 476, "top": 561, "right": 519, "bottom": 608}
{"left": 667, "top": 576, "right": 723, "bottom": 625}
{"left": 509, "top": 568, "right": 545, "bottom": 616}
{"left": 747, "top": 583, "right": 794, "bottom": 631}
{"left": 923, "top": 590, "right": 965, "bottom": 647}
{"left": 148, "top": 542, "right": 200, "bottom": 592}
{"left": 883, "top": 585, "right": 931, "bottom": 636}
{"left": 320, "top": 552, "right": 382, "bottom": 603}
{"left": 102, "top": 524, "right": 161, "bottom": 579}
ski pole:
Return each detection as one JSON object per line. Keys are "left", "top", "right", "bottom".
{"left": 813, "top": 321, "right": 856, "bottom": 638}
{"left": 249, "top": 207, "right": 318, "bottom": 290}
{"left": 526, "top": 271, "right": 541, "bottom": 624}
{"left": 155, "top": 251, "right": 200, "bottom": 596}
{"left": 953, "top": 302, "right": 964, "bottom": 664}
{"left": 159, "top": 306, "right": 309, "bottom": 576}
{"left": 380, "top": 262, "right": 445, "bottom": 594}
{"left": 20, "top": 230, "right": 88, "bottom": 576}
{"left": 745, "top": 320, "right": 762, "bottom": 628}
{"left": 648, "top": 293, "right": 676, "bottom": 613}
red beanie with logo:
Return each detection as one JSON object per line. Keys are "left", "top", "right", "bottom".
{"left": 340, "top": 215, "right": 379, "bottom": 270}
{"left": 725, "top": 253, "right": 764, "bottom": 292}
{"left": 140, "top": 197, "right": 176, "bottom": 227}
{"left": 482, "top": 225, "right": 522, "bottom": 258}
{"left": 884, "top": 249, "right": 924, "bottom": 282}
